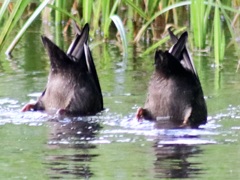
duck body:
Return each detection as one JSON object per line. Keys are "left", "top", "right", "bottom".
{"left": 137, "top": 30, "right": 207, "bottom": 128}
{"left": 22, "top": 23, "right": 103, "bottom": 116}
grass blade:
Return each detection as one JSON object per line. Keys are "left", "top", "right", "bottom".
{"left": 47, "top": 4, "right": 81, "bottom": 25}
{"left": 102, "top": 0, "right": 110, "bottom": 38}
{"left": 5, "top": 0, "right": 51, "bottom": 55}
{"left": 0, "top": 0, "right": 30, "bottom": 48}
{"left": 55, "top": 0, "right": 63, "bottom": 25}
{"left": 213, "top": 1, "right": 226, "bottom": 63}
{"left": 92, "top": 0, "right": 102, "bottom": 33}
{"left": 0, "top": 0, "right": 11, "bottom": 21}
{"left": 147, "top": 0, "right": 160, "bottom": 16}
{"left": 141, "top": 27, "right": 187, "bottom": 56}
{"left": 102, "top": 0, "right": 120, "bottom": 38}
{"left": 110, "top": 15, "right": 128, "bottom": 59}
{"left": 124, "top": 0, "right": 148, "bottom": 20}
{"left": 214, "top": 5, "right": 220, "bottom": 63}
{"left": 83, "top": 0, "right": 93, "bottom": 23}
{"left": 191, "top": 0, "right": 206, "bottom": 48}
{"left": 134, "top": 1, "right": 191, "bottom": 42}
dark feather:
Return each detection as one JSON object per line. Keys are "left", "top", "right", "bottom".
{"left": 23, "top": 23, "right": 103, "bottom": 116}
{"left": 84, "top": 44, "right": 103, "bottom": 109}
{"left": 168, "top": 28, "right": 197, "bottom": 76}
{"left": 41, "top": 36, "right": 71, "bottom": 72}
{"left": 67, "top": 23, "right": 89, "bottom": 61}
{"left": 137, "top": 30, "right": 207, "bottom": 128}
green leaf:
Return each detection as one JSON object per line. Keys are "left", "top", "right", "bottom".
{"left": 0, "top": 0, "right": 11, "bottom": 21}
{"left": 141, "top": 27, "right": 187, "bottom": 56}
{"left": 214, "top": 5, "right": 220, "bottom": 63}
{"left": 0, "top": 0, "right": 30, "bottom": 48}
{"left": 47, "top": 4, "right": 81, "bottom": 25}
{"left": 5, "top": 0, "right": 51, "bottom": 55}
{"left": 134, "top": 1, "right": 191, "bottom": 42}
{"left": 102, "top": 0, "right": 120, "bottom": 38}
{"left": 83, "top": 0, "right": 93, "bottom": 23}
{"left": 111, "top": 15, "right": 128, "bottom": 59}
{"left": 55, "top": 0, "right": 63, "bottom": 24}
{"left": 124, "top": 0, "right": 148, "bottom": 20}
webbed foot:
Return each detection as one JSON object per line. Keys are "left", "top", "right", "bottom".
{"left": 21, "top": 103, "right": 35, "bottom": 112}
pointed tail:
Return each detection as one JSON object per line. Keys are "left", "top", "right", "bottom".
{"left": 67, "top": 23, "right": 90, "bottom": 62}
{"left": 168, "top": 28, "right": 198, "bottom": 76}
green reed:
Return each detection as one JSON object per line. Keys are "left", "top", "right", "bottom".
{"left": 5, "top": 0, "right": 50, "bottom": 55}
{"left": 214, "top": 4, "right": 225, "bottom": 64}
{"left": 129, "top": 1, "right": 191, "bottom": 42}
{"left": 0, "top": 0, "right": 30, "bottom": 51}
{"left": 0, "top": 0, "right": 10, "bottom": 21}
{"left": 55, "top": 0, "right": 62, "bottom": 25}
{"left": 0, "top": 0, "right": 239, "bottom": 62}
{"left": 111, "top": 15, "right": 128, "bottom": 60}
{"left": 82, "top": 0, "right": 93, "bottom": 24}
{"left": 190, "top": 0, "right": 210, "bottom": 49}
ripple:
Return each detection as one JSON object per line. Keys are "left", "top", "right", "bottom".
{"left": 158, "top": 138, "right": 217, "bottom": 145}
{"left": 0, "top": 109, "right": 48, "bottom": 125}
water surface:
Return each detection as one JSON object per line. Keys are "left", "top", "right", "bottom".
{"left": 0, "top": 19, "right": 240, "bottom": 180}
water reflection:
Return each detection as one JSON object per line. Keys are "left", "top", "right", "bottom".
{"left": 45, "top": 118, "right": 102, "bottom": 179}
{"left": 153, "top": 136, "right": 203, "bottom": 179}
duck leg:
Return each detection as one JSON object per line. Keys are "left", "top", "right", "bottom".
{"left": 180, "top": 107, "right": 192, "bottom": 127}
{"left": 135, "top": 107, "right": 144, "bottom": 122}
{"left": 21, "top": 103, "right": 36, "bottom": 112}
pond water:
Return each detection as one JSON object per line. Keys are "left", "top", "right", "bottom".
{"left": 0, "top": 19, "right": 240, "bottom": 180}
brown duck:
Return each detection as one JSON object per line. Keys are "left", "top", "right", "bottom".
{"left": 22, "top": 23, "right": 103, "bottom": 116}
{"left": 136, "top": 29, "right": 207, "bottom": 128}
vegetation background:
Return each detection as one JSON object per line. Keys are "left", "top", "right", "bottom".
{"left": 0, "top": 0, "right": 240, "bottom": 64}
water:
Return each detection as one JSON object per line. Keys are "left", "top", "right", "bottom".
{"left": 0, "top": 20, "right": 240, "bottom": 180}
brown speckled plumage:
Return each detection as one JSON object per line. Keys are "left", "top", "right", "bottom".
{"left": 136, "top": 30, "right": 207, "bottom": 128}
{"left": 22, "top": 23, "right": 103, "bottom": 116}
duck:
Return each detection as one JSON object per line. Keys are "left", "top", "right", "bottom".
{"left": 22, "top": 23, "right": 103, "bottom": 116}
{"left": 136, "top": 29, "right": 207, "bottom": 128}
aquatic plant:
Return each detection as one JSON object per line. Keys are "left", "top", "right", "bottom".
{"left": 190, "top": 0, "right": 210, "bottom": 49}
{"left": 0, "top": 0, "right": 30, "bottom": 51}
{"left": 213, "top": 3, "right": 225, "bottom": 64}
{"left": 0, "top": 0, "right": 239, "bottom": 62}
